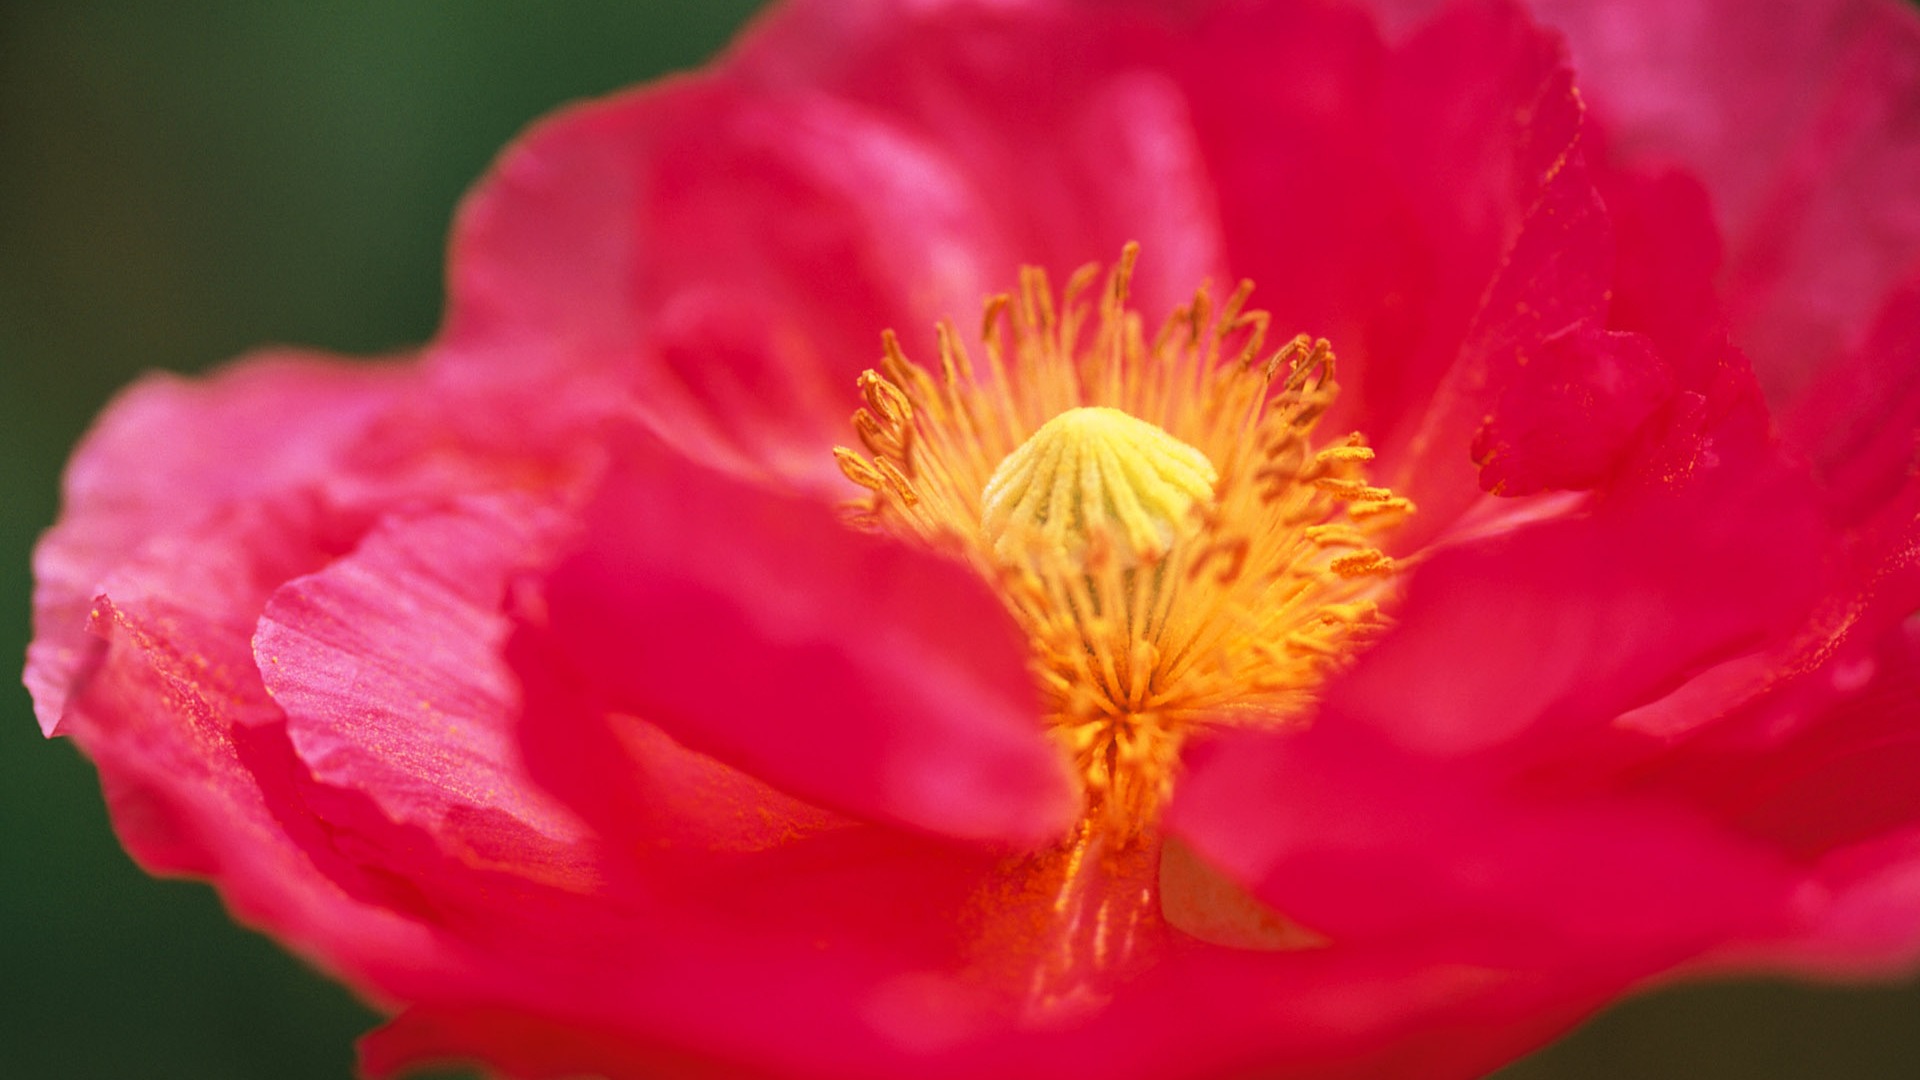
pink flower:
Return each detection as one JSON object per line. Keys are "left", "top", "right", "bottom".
{"left": 27, "top": 0, "right": 1920, "bottom": 1077}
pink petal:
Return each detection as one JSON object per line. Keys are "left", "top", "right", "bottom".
{"left": 1183, "top": 0, "right": 1621, "bottom": 516}
{"left": 1781, "top": 272, "right": 1920, "bottom": 524}
{"left": 1599, "top": 165, "right": 1729, "bottom": 389}
{"left": 26, "top": 352, "right": 406, "bottom": 734}
{"left": 24, "top": 343, "right": 607, "bottom": 1005}
{"left": 1353, "top": 474, "right": 1824, "bottom": 758}
{"left": 1782, "top": 823, "right": 1920, "bottom": 977}
{"left": 1471, "top": 325, "right": 1674, "bottom": 495}
{"left": 440, "top": 0, "right": 1231, "bottom": 490}
{"left": 1370, "top": 0, "right": 1596, "bottom": 464}
{"left": 1525, "top": 0, "right": 1920, "bottom": 406}
{"left": 358, "top": 817, "right": 1028, "bottom": 1079}
{"left": 521, "top": 429, "right": 1076, "bottom": 846}
{"left": 359, "top": 962, "right": 1568, "bottom": 1080}
{"left": 358, "top": 862, "right": 1618, "bottom": 1080}
{"left": 1167, "top": 0, "right": 1419, "bottom": 427}
{"left": 50, "top": 500, "right": 460, "bottom": 1000}
{"left": 1394, "top": 145, "right": 1622, "bottom": 526}
{"left": 256, "top": 495, "right": 592, "bottom": 883}
{"left": 1170, "top": 467, "right": 1829, "bottom": 962}
{"left": 1172, "top": 722, "right": 1793, "bottom": 972}
{"left": 1609, "top": 508, "right": 1920, "bottom": 971}
{"left": 512, "top": 623, "right": 850, "bottom": 858}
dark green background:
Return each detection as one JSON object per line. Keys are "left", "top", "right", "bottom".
{"left": 2, "top": 4, "right": 1914, "bottom": 1078}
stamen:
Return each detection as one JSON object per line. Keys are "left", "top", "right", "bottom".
{"left": 833, "top": 245, "right": 1413, "bottom": 840}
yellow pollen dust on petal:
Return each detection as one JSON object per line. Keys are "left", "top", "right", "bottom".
{"left": 834, "top": 243, "right": 1413, "bottom": 842}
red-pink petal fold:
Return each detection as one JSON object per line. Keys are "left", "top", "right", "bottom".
{"left": 47, "top": 500, "right": 464, "bottom": 998}
{"left": 256, "top": 495, "right": 592, "bottom": 883}
{"left": 1781, "top": 272, "right": 1920, "bottom": 524}
{"left": 440, "top": 0, "right": 1231, "bottom": 489}
{"left": 24, "top": 348, "right": 613, "bottom": 1007}
{"left": 1170, "top": 466, "right": 1830, "bottom": 963}
{"left": 1475, "top": 0, "right": 1920, "bottom": 409}
{"left": 521, "top": 430, "right": 1076, "bottom": 846}
{"left": 1607, "top": 502, "right": 1920, "bottom": 972}
{"left": 1471, "top": 326, "right": 1673, "bottom": 495}
{"left": 26, "top": 353, "right": 407, "bottom": 734}
{"left": 1184, "top": 0, "right": 1621, "bottom": 512}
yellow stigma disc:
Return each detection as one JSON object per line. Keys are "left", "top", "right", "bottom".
{"left": 980, "top": 406, "right": 1218, "bottom": 568}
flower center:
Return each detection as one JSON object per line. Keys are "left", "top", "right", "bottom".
{"left": 835, "top": 244, "right": 1412, "bottom": 839}
{"left": 981, "top": 405, "right": 1218, "bottom": 568}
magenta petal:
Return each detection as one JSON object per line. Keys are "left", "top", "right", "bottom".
{"left": 256, "top": 495, "right": 591, "bottom": 879}
{"left": 45, "top": 498, "right": 461, "bottom": 996}
{"left": 1344, "top": 479, "right": 1825, "bottom": 757}
{"left": 1619, "top": 510, "right": 1920, "bottom": 833}
{"left": 1786, "top": 827, "right": 1920, "bottom": 976}
{"left": 1170, "top": 456, "right": 1837, "bottom": 973}
{"left": 1600, "top": 167, "right": 1728, "bottom": 385}
{"left": 1170, "top": 722, "right": 1792, "bottom": 972}
{"left": 1172, "top": 1, "right": 1411, "bottom": 406}
{"left": 1472, "top": 326, "right": 1675, "bottom": 495}
{"left": 1781, "top": 272, "right": 1920, "bottom": 523}
{"left": 513, "top": 625, "right": 850, "bottom": 859}
{"left": 1191, "top": 0, "right": 1609, "bottom": 503}
{"left": 443, "top": 76, "right": 996, "bottom": 490}
{"left": 1374, "top": 0, "right": 1592, "bottom": 438}
{"left": 440, "top": 0, "right": 1233, "bottom": 490}
{"left": 1727, "top": 643, "right": 1920, "bottom": 865}
{"left": 26, "top": 353, "right": 406, "bottom": 734}
{"left": 1345, "top": 0, "right": 1644, "bottom": 531}
{"left": 358, "top": 947, "right": 1595, "bottom": 1080}
{"left": 1528, "top": 0, "right": 1920, "bottom": 405}
{"left": 524, "top": 431, "right": 1076, "bottom": 846}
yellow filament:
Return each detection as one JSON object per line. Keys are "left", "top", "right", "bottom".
{"left": 834, "top": 244, "right": 1413, "bottom": 837}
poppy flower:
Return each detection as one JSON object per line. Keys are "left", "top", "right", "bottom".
{"left": 26, "top": 0, "right": 1920, "bottom": 1077}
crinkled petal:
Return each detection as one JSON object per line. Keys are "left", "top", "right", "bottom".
{"left": 1186, "top": 0, "right": 1626, "bottom": 516}
{"left": 1611, "top": 502, "right": 1920, "bottom": 973}
{"left": 441, "top": 0, "right": 1229, "bottom": 489}
{"left": 52, "top": 498, "right": 462, "bottom": 1000}
{"left": 1171, "top": 467, "right": 1829, "bottom": 967}
{"left": 24, "top": 348, "right": 595, "bottom": 1006}
{"left": 1365, "top": 0, "right": 1920, "bottom": 403}
{"left": 1472, "top": 326, "right": 1674, "bottom": 495}
{"left": 521, "top": 429, "right": 1076, "bottom": 846}
{"left": 26, "top": 352, "right": 407, "bottom": 733}
{"left": 256, "top": 495, "right": 593, "bottom": 885}
{"left": 1515, "top": 0, "right": 1920, "bottom": 406}
{"left": 1393, "top": 137, "right": 1619, "bottom": 524}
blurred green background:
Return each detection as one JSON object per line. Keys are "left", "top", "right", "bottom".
{"left": 1, "top": 3, "right": 1914, "bottom": 1078}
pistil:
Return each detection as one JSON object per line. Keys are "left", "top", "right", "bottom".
{"left": 834, "top": 245, "right": 1412, "bottom": 840}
